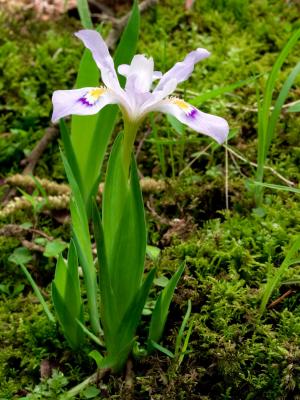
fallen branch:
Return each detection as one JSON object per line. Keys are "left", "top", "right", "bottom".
{"left": 0, "top": 224, "right": 53, "bottom": 241}
{"left": 0, "top": 177, "right": 166, "bottom": 218}
{"left": 21, "top": 127, "right": 59, "bottom": 175}
{"left": 101, "top": 0, "right": 158, "bottom": 50}
{"left": 268, "top": 289, "right": 296, "bottom": 309}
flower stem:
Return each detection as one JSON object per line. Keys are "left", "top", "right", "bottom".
{"left": 122, "top": 119, "right": 139, "bottom": 177}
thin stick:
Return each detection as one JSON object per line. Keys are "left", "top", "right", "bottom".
{"left": 21, "top": 127, "right": 59, "bottom": 175}
{"left": 179, "top": 143, "right": 213, "bottom": 176}
{"left": 105, "top": 0, "right": 158, "bottom": 50}
{"left": 65, "top": 368, "right": 110, "bottom": 399}
{"left": 224, "top": 145, "right": 295, "bottom": 187}
{"left": 267, "top": 289, "right": 295, "bottom": 309}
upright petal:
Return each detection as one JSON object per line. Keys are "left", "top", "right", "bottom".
{"left": 75, "top": 30, "right": 121, "bottom": 93}
{"left": 118, "top": 55, "right": 157, "bottom": 93}
{"left": 51, "top": 87, "right": 117, "bottom": 123}
{"left": 153, "top": 98, "right": 229, "bottom": 144}
{"left": 155, "top": 49, "right": 210, "bottom": 92}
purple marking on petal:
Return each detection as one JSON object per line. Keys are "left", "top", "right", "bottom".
{"left": 78, "top": 97, "right": 93, "bottom": 107}
{"left": 188, "top": 108, "right": 198, "bottom": 119}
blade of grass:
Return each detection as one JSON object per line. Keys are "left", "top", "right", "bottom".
{"left": 85, "top": 0, "right": 140, "bottom": 206}
{"left": 148, "top": 263, "right": 185, "bottom": 351}
{"left": 76, "top": 0, "right": 93, "bottom": 29}
{"left": 266, "top": 61, "right": 300, "bottom": 153}
{"left": 260, "top": 235, "right": 300, "bottom": 314}
{"left": 20, "top": 263, "right": 55, "bottom": 323}
{"left": 190, "top": 76, "right": 259, "bottom": 106}
{"left": 255, "top": 29, "right": 300, "bottom": 204}
{"left": 175, "top": 299, "right": 192, "bottom": 356}
{"left": 253, "top": 181, "right": 300, "bottom": 194}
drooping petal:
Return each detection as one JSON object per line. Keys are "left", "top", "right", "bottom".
{"left": 118, "top": 55, "right": 157, "bottom": 93}
{"left": 153, "top": 98, "right": 229, "bottom": 144}
{"left": 154, "top": 48, "right": 210, "bottom": 92}
{"left": 75, "top": 30, "right": 121, "bottom": 93}
{"left": 51, "top": 87, "right": 118, "bottom": 123}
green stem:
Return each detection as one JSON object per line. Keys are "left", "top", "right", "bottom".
{"left": 122, "top": 119, "right": 139, "bottom": 177}
{"left": 64, "top": 369, "right": 109, "bottom": 399}
{"left": 20, "top": 263, "right": 55, "bottom": 323}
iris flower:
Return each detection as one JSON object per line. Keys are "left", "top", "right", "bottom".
{"left": 52, "top": 30, "right": 229, "bottom": 145}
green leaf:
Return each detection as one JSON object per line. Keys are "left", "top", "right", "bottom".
{"left": 53, "top": 250, "right": 83, "bottom": 318}
{"left": 102, "top": 268, "right": 156, "bottom": 372}
{"left": 92, "top": 201, "right": 117, "bottom": 337}
{"left": 43, "top": 240, "right": 67, "bottom": 258}
{"left": 83, "top": 386, "right": 101, "bottom": 399}
{"left": 105, "top": 150, "right": 147, "bottom": 321}
{"left": 59, "top": 119, "right": 84, "bottom": 198}
{"left": 70, "top": 1, "right": 140, "bottom": 209}
{"left": 148, "top": 263, "right": 185, "bottom": 350}
{"left": 76, "top": 0, "right": 93, "bottom": 29}
{"left": 84, "top": 0, "right": 140, "bottom": 205}
{"left": 12, "top": 252, "right": 55, "bottom": 323}
{"left": 52, "top": 246, "right": 84, "bottom": 348}
{"left": 9, "top": 247, "right": 32, "bottom": 265}
{"left": 175, "top": 299, "right": 192, "bottom": 355}
{"left": 287, "top": 101, "right": 300, "bottom": 112}
{"left": 167, "top": 115, "right": 185, "bottom": 135}
{"left": 89, "top": 350, "right": 103, "bottom": 368}
{"left": 255, "top": 28, "right": 300, "bottom": 204}
{"left": 61, "top": 151, "right": 100, "bottom": 334}
{"left": 266, "top": 61, "right": 300, "bottom": 152}
{"left": 260, "top": 235, "right": 300, "bottom": 314}
{"left": 146, "top": 245, "right": 161, "bottom": 262}
{"left": 253, "top": 181, "right": 300, "bottom": 195}
{"left": 70, "top": 42, "right": 100, "bottom": 202}
{"left": 149, "top": 340, "right": 174, "bottom": 358}
{"left": 191, "top": 76, "right": 259, "bottom": 106}
{"left": 76, "top": 319, "right": 104, "bottom": 346}
{"left": 102, "top": 133, "right": 128, "bottom": 262}
{"left": 52, "top": 282, "right": 84, "bottom": 349}
{"left": 153, "top": 276, "right": 169, "bottom": 288}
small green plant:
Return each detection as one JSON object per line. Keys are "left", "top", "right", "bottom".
{"left": 20, "top": 370, "right": 69, "bottom": 400}
{"left": 255, "top": 29, "right": 300, "bottom": 205}
{"left": 260, "top": 235, "right": 300, "bottom": 314}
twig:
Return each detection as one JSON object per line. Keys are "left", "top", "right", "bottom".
{"left": 21, "top": 127, "right": 59, "bottom": 175}
{"left": 136, "top": 126, "right": 152, "bottom": 159}
{"left": 65, "top": 368, "right": 110, "bottom": 399}
{"left": 0, "top": 224, "right": 53, "bottom": 241}
{"left": 224, "top": 145, "right": 296, "bottom": 187}
{"left": 267, "top": 289, "right": 296, "bottom": 309}
{"left": 179, "top": 143, "right": 213, "bottom": 176}
{"left": 5, "top": 174, "right": 69, "bottom": 195}
{"left": 5, "top": 174, "right": 165, "bottom": 196}
{"left": 88, "top": 0, "right": 114, "bottom": 16}
{"left": 21, "top": 239, "right": 44, "bottom": 253}
{"left": 2, "top": 127, "right": 59, "bottom": 204}
{"left": 105, "top": 0, "right": 158, "bottom": 50}
{"left": 0, "top": 178, "right": 166, "bottom": 218}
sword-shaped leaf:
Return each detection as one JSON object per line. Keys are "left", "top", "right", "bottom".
{"left": 148, "top": 263, "right": 185, "bottom": 351}
{"left": 52, "top": 244, "right": 84, "bottom": 349}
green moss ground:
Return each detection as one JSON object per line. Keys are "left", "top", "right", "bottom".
{"left": 0, "top": 0, "right": 300, "bottom": 398}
